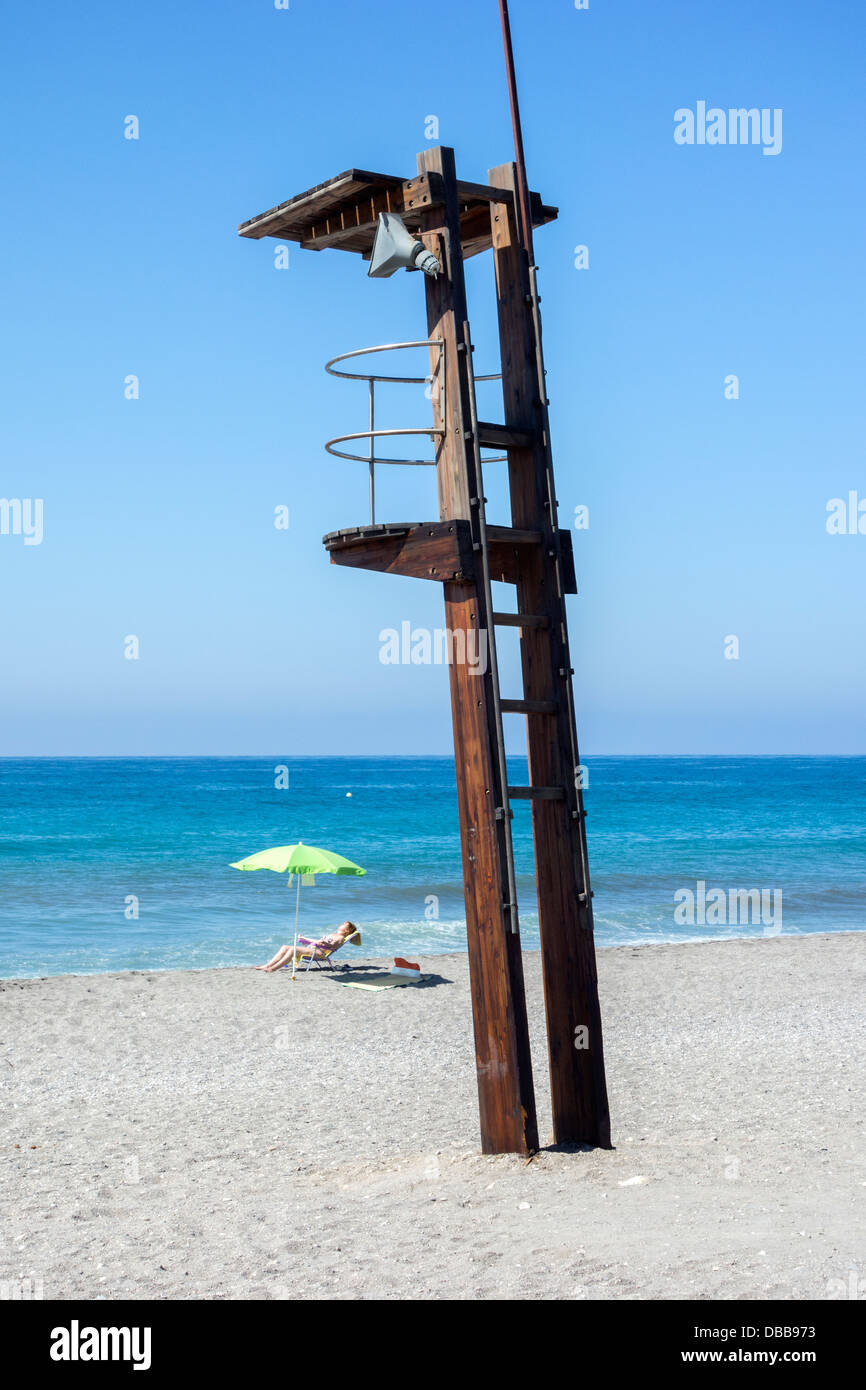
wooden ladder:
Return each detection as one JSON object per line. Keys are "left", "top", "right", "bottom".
{"left": 456, "top": 153, "right": 611, "bottom": 1153}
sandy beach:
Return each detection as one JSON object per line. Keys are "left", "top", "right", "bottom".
{"left": 1, "top": 933, "right": 863, "bottom": 1301}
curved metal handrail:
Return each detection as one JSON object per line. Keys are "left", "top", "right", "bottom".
{"left": 325, "top": 340, "right": 443, "bottom": 385}
{"left": 324, "top": 339, "right": 505, "bottom": 521}
{"left": 325, "top": 339, "right": 503, "bottom": 386}
{"left": 325, "top": 427, "right": 444, "bottom": 468}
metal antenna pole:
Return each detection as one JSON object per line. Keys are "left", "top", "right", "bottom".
{"left": 496, "top": 0, "right": 598, "bottom": 915}
{"left": 497, "top": 0, "right": 535, "bottom": 260}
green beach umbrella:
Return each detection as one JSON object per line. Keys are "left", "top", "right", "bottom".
{"left": 231, "top": 843, "right": 366, "bottom": 878}
{"left": 230, "top": 841, "right": 367, "bottom": 949}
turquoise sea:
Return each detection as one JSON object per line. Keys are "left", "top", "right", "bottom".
{"left": 0, "top": 756, "right": 863, "bottom": 978}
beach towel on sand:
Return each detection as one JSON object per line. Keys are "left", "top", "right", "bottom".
{"left": 331, "top": 973, "right": 429, "bottom": 991}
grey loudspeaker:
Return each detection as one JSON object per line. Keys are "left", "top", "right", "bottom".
{"left": 368, "top": 212, "right": 441, "bottom": 279}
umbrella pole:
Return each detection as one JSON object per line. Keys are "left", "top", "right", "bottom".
{"left": 291, "top": 874, "right": 301, "bottom": 980}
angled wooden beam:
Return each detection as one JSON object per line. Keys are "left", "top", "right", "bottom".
{"left": 323, "top": 521, "right": 474, "bottom": 582}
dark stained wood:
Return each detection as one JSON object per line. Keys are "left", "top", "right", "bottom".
{"left": 492, "top": 611, "right": 550, "bottom": 630}
{"left": 418, "top": 146, "right": 538, "bottom": 1156}
{"left": 500, "top": 698, "right": 557, "bottom": 715}
{"left": 489, "top": 160, "right": 612, "bottom": 1150}
{"left": 559, "top": 529, "right": 578, "bottom": 595}
{"left": 484, "top": 528, "right": 576, "bottom": 589}
{"left": 508, "top": 785, "right": 566, "bottom": 800}
{"left": 323, "top": 521, "right": 473, "bottom": 581}
{"left": 487, "top": 525, "right": 542, "bottom": 545}
{"left": 486, "top": 550, "right": 532, "bottom": 586}
{"left": 485, "top": 525, "right": 542, "bottom": 584}
{"left": 476, "top": 421, "right": 536, "bottom": 451}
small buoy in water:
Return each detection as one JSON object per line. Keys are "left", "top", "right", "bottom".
{"left": 346, "top": 792, "right": 352, "bottom": 797}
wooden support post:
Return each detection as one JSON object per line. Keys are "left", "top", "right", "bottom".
{"left": 489, "top": 161, "right": 612, "bottom": 1149}
{"left": 417, "top": 146, "right": 538, "bottom": 1156}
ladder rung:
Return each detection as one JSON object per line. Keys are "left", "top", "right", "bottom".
{"left": 507, "top": 785, "right": 565, "bottom": 801}
{"left": 500, "top": 699, "right": 557, "bottom": 715}
{"left": 486, "top": 525, "right": 542, "bottom": 546}
{"left": 492, "top": 611, "right": 550, "bottom": 630}
{"left": 476, "top": 420, "right": 536, "bottom": 451}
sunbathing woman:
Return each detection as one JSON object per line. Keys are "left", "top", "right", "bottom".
{"left": 255, "top": 921, "right": 361, "bottom": 971}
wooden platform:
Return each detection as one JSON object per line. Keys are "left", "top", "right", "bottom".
{"left": 239, "top": 167, "right": 557, "bottom": 260}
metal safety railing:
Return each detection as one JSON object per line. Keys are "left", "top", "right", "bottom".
{"left": 324, "top": 340, "right": 503, "bottom": 523}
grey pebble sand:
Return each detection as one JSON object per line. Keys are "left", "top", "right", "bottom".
{"left": 1, "top": 933, "right": 863, "bottom": 1300}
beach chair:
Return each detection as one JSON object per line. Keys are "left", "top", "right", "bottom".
{"left": 289, "top": 935, "right": 351, "bottom": 973}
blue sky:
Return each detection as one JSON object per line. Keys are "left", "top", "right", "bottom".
{"left": 1, "top": 0, "right": 864, "bottom": 755}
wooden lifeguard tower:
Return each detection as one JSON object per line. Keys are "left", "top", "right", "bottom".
{"left": 239, "top": 7, "right": 611, "bottom": 1157}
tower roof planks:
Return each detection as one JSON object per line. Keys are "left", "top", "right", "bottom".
{"left": 238, "top": 166, "right": 557, "bottom": 260}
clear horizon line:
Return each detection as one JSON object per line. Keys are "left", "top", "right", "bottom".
{"left": 1, "top": 752, "right": 865, "bottom": 761}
